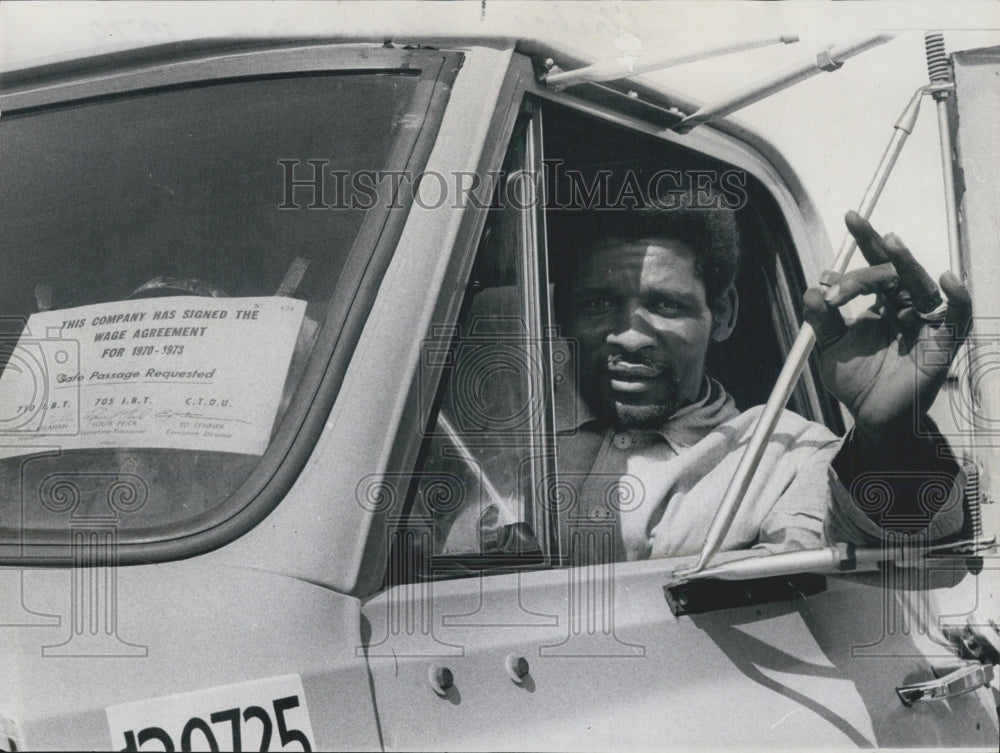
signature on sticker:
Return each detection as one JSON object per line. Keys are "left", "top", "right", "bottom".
{"left": 153, "top": 410, "right": 252, "bottom": 425}
{"left": 83, "top": 407, "right": 153, "bottom": 422}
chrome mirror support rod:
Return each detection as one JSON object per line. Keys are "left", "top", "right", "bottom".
{"left": 540, "top": 34, "right": 799, "bottom": 91}
{"left": 925, "top": 32, "right": 963, "bottom": 275}
{"left": 666, "top": 535, "right": 995, "bottom": 585}
{"left": 669, "top": 34, "right": 894, "bottom": 133}
{"left": 675, "top": 78, "right": 955, "bottom": 580}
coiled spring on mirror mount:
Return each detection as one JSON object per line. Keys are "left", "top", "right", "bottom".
{"left": 924, "top": 32, "right": 950, "bottom": 85}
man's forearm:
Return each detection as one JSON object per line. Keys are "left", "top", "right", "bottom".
{"left": 832, "top": 415, "right": 963, "bottom": 535}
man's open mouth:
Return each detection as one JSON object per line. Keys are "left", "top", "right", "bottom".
{"left": 607, "top": 361, "right": 663, "bottom": 393}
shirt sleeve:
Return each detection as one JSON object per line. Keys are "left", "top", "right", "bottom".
{"left": 753, "top": 419, "right": 839, "bottom": 554}
{"left": 751, "top": 412, "right": 966, "bottom": 555}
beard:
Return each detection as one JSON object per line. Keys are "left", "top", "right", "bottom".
{"left": 583, "top": 354, "right": 684, "bottom": 430}
{"left": 611, "top": 402, "right": 675, "bottom": 430}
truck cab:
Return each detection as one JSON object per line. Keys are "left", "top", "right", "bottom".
{"left": 0, "top": 35, "right": 997, "bottom": 750}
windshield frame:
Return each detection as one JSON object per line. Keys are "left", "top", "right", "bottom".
{"left": 0, "top": 43, "right": 462, "bottom": 564}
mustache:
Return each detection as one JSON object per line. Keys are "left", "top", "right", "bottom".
{"left": 606, "top": 353, "right": 665, "bottom": 378}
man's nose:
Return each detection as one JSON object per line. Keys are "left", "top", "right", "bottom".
{"left": 605, "top": 306, "right": 657, "bottom": 352}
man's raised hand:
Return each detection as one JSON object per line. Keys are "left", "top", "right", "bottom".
{"left": 801, "top": 211, "right": 972, "bottom": 449}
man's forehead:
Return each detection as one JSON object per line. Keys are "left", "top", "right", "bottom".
{"left": 574, "top": 237, "right": 698, "bottom": 281}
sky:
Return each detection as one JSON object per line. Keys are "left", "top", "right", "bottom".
{"left": 3, "top": 1, "right": 999, "bottom": 281}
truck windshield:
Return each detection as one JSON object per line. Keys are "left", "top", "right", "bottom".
{"left": 0, "top": 69, "right": 421, "bottom": 541}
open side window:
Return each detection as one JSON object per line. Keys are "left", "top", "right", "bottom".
{"left": 389, "top": 92, "right": 841, "bottom": 584}
{"left": 540, "top": 99, "right": 833, "bottom": 421}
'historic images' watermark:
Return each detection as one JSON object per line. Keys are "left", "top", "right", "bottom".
{"left": 278, "top": 160, "right": 749, "bottom": 212}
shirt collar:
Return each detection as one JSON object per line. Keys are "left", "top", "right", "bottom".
{"left": 555, "top": 373, "right": 739, "bottom": 450}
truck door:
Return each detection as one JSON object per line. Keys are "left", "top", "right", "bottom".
{"left": 360, "top": 77, "right": 998, "bottom": 749}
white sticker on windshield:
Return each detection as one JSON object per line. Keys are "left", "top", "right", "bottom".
{"left": 106, "top": 674, "right": 315, "bottom": 751}
{"left": 0, "top": 296, "right": 306, "bottom": 458}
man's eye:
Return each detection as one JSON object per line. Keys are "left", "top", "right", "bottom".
{"left": 581, "top": 298, "right": 614, "bottom": 312}
{"left": 652, "top": 299, "right": 682, "bottom": 314}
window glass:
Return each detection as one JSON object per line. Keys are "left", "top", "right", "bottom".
{"left": 0, "top": 71, "right": 421, "bottom": 538}
{"left": 404, "top": 117, "right": 550, "bottom": 565}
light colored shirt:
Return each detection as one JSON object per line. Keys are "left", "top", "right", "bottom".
{"left": 552, "top": 376, "right": 965, "bottom": 562}
{"left": 426, "top": 376, "right": 965, "bottom": 561}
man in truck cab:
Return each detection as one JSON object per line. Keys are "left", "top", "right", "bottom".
{"left": 546, "top": 195, "right": 971, "bottom": 564}
{"left": 413, "top": 178, "right": 972, "bottom": 568}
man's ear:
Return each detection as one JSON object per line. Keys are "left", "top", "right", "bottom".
{"left": 710, "top": 285, "right": 739, "bottom": 342}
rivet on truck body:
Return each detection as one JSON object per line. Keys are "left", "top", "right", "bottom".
{"left": 429, "top": 664, "right": 454, "bottom": 696}
{"left": 505, "top": 653, "right": 530, "bottom": 684}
